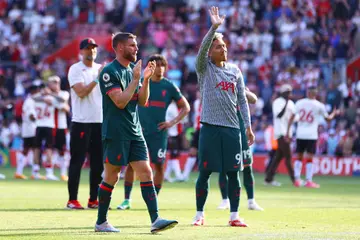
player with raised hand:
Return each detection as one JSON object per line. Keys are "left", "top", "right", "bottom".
{"left": 193, "top": 6, "right": 254, "bottom": 227}
{"left": 117, "top": 54, "right": 190, "bottom": 210}
{"left": 289, "top": 86, "right": 338, "bottom": 188}
{"left": 218, "top": 88, "right": 263, "bottom": 211}
{"left": 95, "top": 32, "right": 178, "bottom": 233}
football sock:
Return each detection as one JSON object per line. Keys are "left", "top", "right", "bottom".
{"left": 59, "top": 155, "right": 67, "bottom": 176}
{"left": 96, "top": 182, "right": 114, "bottom": 225}
{"left": 140, "top": 181, "right": 159, "bottom": 223}
{"left": 243, "top": 166, "right": 254, "bottom": 200}
{"left": 16, "top": 153, "right": 25, "bottom": 175}
{"left": 230, "top": 211, "right": 239, "bottom": 221}
{"left": 32, "top": 164, "right": 40, "bottom": 176}
{"left": 294, "top": 160, "right": 303, "bottom": 180}
{"left": 227, "top": 171, "right": 241, "bottom": 213}
{"left": 306, "top": 159, "right": 313, "bottom": 181}
{"left": 196, "top": 170, "right": 212, "bottom": 211}
{"left": 124, "top": 181, "right": 133, "bottom": 200}
{"left": 155, "top": 184, "right": 162, "bottom": 195}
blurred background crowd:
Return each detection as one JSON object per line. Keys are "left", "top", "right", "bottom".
{"left": 0, "top": 0, "right": 359, "bottom": 157}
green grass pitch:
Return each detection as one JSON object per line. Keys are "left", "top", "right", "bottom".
{"left": 1, "top": 168, "right": 359, "bottom": 240}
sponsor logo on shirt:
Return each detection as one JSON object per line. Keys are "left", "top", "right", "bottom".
{"left": 215, "top": 81, "right": 235, "bottom": 93}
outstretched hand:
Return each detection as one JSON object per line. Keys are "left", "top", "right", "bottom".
{"left": 209, "top": 6, "right": 225, "bottom": 28}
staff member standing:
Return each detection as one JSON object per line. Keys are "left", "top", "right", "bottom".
{"left": 265, "top": 84, "right": 295, "bottom": 186}
{"left": 66, "top": 38, "right": 104, "bottom": 209}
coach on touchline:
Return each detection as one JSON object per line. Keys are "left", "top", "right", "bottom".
{"left": 66, "top": 38, "right": 104, "bottom": 210}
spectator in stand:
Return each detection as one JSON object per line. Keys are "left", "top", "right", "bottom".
{"left": 353, "top": 131, "right": 360, "bottom": 155}
{"left": 327, "top": 129, "right": 340, "bottom": 156}
{"left": 326, "top": 82, "right": 343, "bottom": 109}
{"left": 337, "top": 129, "right": 356, "bottom": 157}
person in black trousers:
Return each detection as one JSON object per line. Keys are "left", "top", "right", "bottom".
{"left": 66, "top": 38, "right": 104, "bottom": 209}
{"left": 265, "top": 84, "right": 296, "bottom": 186}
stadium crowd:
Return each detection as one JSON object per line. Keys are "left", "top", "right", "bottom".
{"left": 0, "top": 0, "right": 360, "bottom": 157}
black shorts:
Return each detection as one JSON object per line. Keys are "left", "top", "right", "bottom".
{"left": 35, "top": 127, "right": 53, "bottom": 149}
{"left": 168, "top": 136, "right": 181, "bottom": 159}
{"left": 54, "top": 129, "right": 66, "bottom": 151}
{"left": 23, "top": 137, "right": 36, "bottom": 149}
{"left": 190, "top": 129, "right": 200, "bottom": 149}
{"left": 296, "top": 139, "right": 317, "bottom": 154}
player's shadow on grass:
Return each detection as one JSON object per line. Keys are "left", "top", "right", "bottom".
{"left": 0, "top": 232, "right": 152, "bottom": 238}
{"left": 0, "top": 208, "right": 194, "bottom": 212}
{"left": 0, "top": 224, "right": 224, "bottom": 234}
{"left": 0, "top": 208, "right": 78, "bottom": 212}
{"left": 0, "top": 226, "right": 149, "bottom": 231}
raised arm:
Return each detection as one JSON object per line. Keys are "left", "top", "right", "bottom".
{"left": 107, "top": 61, "right": 142, "bottom": 109}
{"left": 195, "top": 6, "right": 225, "bottom": 76}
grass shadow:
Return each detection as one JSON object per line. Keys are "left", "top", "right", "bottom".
{"left": 0, "top": 208, "right": 77, "bottom": 212}
{"left": 0, "top": 207, "right": 196, "bottom": 212}
{"left": 0, "top": 232, "right": 153, "bottom": 237}
{"left": 0, "top": 225, "right": 154, "bottom": 232}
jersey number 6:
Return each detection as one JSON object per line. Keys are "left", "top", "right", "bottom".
{"left": 157, "top": 149, "right": 166, "bottom": 159}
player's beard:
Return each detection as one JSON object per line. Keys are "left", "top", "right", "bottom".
{"left": 124, "top": 50, "right": 136, "bottom": 62}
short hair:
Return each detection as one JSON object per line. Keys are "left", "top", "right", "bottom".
{"left": 112, "top": 32, "right": 136, "bottom": 50}
{"left": 147, "top": 54, "right": 168, "bottom": 70}
{"left": 308, "top": 86, "right": 318, "bottom": 92}
{"left": 212, "top": 32, "right": 224, "bottom": 42}
{"left": 48, "top": 75, "right": 60, "bottom": 83}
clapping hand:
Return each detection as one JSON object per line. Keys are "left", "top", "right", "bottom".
{"left": 144, "top": 60, "right": 156, "bottom": 80}
{"left": 133, "top": 60, "right": 142, "bottom": 82}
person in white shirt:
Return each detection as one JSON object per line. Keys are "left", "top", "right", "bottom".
{"left": 48, "top": 75, "right": 70, "bottom": 181}
{"left": 289, "top": 87, "right": 338, "bottom": 188}
{"left": 33, "top": 82, "right": 59, "bottom": 180}
{"left": 66, "top": 38, "right": 104, "bottom": 210}
{"left": 265, "top": 84, "right": 296, "bottom": 186}
{"left": 14, "top": 83, "right": 39, "bottom": 179}
{"left": 164, "top": 102, "right": 184, "bottom": 182}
